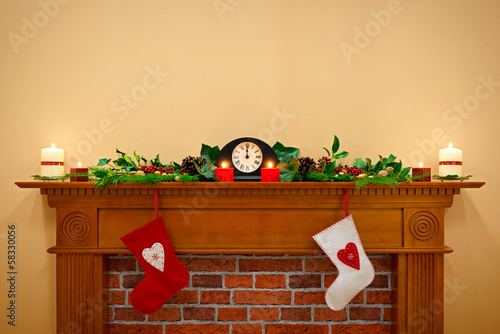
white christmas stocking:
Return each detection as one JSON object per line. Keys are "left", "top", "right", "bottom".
{"left": 313, "top": 214, "right": 375, "bottom": 311}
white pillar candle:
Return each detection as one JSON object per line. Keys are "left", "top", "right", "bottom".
{"left": 41, "top": 143, "right": 65, "bottom": 177}
{"left": 439, "top": 143, "right": 462, "bottom": 177}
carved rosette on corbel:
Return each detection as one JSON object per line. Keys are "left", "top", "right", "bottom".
{"left": 56, "top": 209, "right": 98, "bottom": 248}
{"left": 404, "top": 209, "right": 444, "bottom": 248}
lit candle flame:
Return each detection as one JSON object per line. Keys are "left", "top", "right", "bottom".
{"left": 78, "top": 162, "right": 81, "bottom": 168}
{"left": 222, "top": 162, "right": 226, "bottom": 169}
{"left": 449, "top": 142, "right": 452, "bottom": 148}
{"left": 268, "top": 162, "right": 273, "bottom": 168}
{"left": 419, "top": 162, "right": 423, "bottom": 168}
{"left": 51, "top": 143, "right": 55, "bottom": 149}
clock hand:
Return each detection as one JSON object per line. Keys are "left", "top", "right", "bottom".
{"left": 245, "top": 148, "right": 249, "bottom": 159}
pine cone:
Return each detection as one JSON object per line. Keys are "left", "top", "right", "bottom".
{"left": 298, "top": 157, "right": 317, "bottom": 176}
{"left": 181, "top": 156, "right": 207, "bottom": 176}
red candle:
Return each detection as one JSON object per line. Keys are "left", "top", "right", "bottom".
{"left": 412, "top": 163, "right": 431, "bottom": 182}
{"left": 261, "top": 162, "right": 280, "bottom": 182}
{"left": 215, "top": 163, "right": 234, "bottom": 182}
{"left": 70, "top": 163, "right": 89, "bottom": 182}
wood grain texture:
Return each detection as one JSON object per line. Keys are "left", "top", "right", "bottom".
{"left": 16, "top": 181, "right": 484, "bottom": 334}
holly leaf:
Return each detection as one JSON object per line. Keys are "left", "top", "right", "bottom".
{"left": 325, "top": 160, "right": 337, "bottom": 174}
{"left": 97, "top": 158, "right": 111, "bottom": 166}
{"left": 333, "top": 151, "right": 349, "bottom": 159}
{"left": 331, "top": 135, "right": 340, "bottom": 154}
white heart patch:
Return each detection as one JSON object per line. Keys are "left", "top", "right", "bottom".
{"left": 142, "top": 242, "right": 164, "bottom": 272}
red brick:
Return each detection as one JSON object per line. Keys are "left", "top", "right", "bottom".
{"left": 109, "top": 274, "right": 120, "bottom": 288}
{"left": 265, "top": 324, "right": 328, "bottom": 334}
{"left": 349, "top": 307, "right": 381, "bottom": 321}
{"left": 183, "top": 307, "right": 215, "bottom": 321}
{"left": 148, "top": 307, "right": 181, "bottom": 321}
{"left": 109, "top": 324, "right": 162, "bottom": 334}
{"left": 383, "top": 307, "right": 393, "bottom": 321}
{"left": 200, "top": 290, "right": 231, "bottom": 304}
{"left": 281, "top": 307, "right": 311, "bottom": 321}
{"left": 233, "top": 290, "right": 291, "bottom": 305}
{"left": 351, "top": 290, "right": 364, "bottom": 304}
{"left": 225, "top": 275, "right": 253, "bottom": 288}
{"left": 371, "top": 257, "right": 392, "bottom": 272}
{"left": 331, "top": 324, "right": 391, "bottom": 333}
{"left": 109, "top": 258, "right": 136, "bottom": 272}
{"left": 250, "top": 307, "right": 280, "bottom": 321}
{"left": 123, "top": 274, "right": 144, "bottom": 288}
{"left": 166, "top": 290, "right": 198, "bottom": 304}
{"left": 109, "top": 290, "right": 125, "bottom": 305}
{"left": 289, "top": 274, "right": 321, "bottom": 288}
{"left": 217, "top": 307, "right": 248, "bottom": 321}
{"left": 324, "top": 274, "right": 337, "bottom": 287}
{"left": 232, "top": 324, "right": 261, "bottom": 333}
{"left": 192, "top": 274, "right": 223, "bottom": 288}
{"left": 164, "top": 324, "right": 229, "bottom": 334}
{"left": 314, "top": 307, "right": 347, "bottom": 321}
{"left": 239, "top": 258, "right": 302, "bottom": 272}
{"left": 368, "top": 274, "right": 390, "bottom": 288}
{"left": 294, "top": 291, "right": 324, "bottom": 305}
{"left": 366, "top": 290, "right": 392, "bottom": 304}
{"left": 180, "top": 257, "right": 236, "bottom": 272}
{"left": 255, "top": 275, "right": 286, "bottom": 288}
{"left": 114, "top": 307, "right": 145, "bottom": 321}
{"left": 305, "top": 258, "right": 336, "bottom": 272}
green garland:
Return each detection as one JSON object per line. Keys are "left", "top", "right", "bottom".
{"left": 86, "top": 136, "right": 417, "bottom": 188}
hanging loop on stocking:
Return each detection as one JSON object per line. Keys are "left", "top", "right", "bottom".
{"left": 344, "top": 188, "right": 349, "bottom": 217}
{"left": 154, "top": 188, "right": 159, "bottom": 218}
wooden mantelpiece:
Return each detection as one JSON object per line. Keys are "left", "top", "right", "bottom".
{"left": 16, "top": 181, "right": 484, "bottom": 334}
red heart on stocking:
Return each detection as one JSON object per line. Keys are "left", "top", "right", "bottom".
{"left": 337, "top": 242, "right": 360, "bottom": 270}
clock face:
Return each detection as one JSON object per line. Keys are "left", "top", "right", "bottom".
{"left": 216, "top": 137, "right": 279, "bottom": 181}
{"left": 232, "top": 142, "right": 263, "bottom": 173}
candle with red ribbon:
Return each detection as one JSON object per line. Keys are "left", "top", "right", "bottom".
{"left": 41, "top": 143, "right": 65, "bottom": 177}
{"left": 261, "top": 162, "right": 280, "bottom": 182}
{"left": 215, "top": 162, "right": 234, "bottom": 182}
{"left": 439, "top": 143, "right": 462, "bottom": 176}
{"left": 412, "top": 162, "right": 431, "bottom": 182}
{"left": 70, "top": 162, "right": 89, "bottom": 182}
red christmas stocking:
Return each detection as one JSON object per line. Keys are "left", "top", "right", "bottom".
{"left": 120, "top": 216, "right": 190, "bottom": 314}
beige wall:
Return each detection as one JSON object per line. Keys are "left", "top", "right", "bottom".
{"left": 1, "top": 0, "right": 499, "bottom": 333}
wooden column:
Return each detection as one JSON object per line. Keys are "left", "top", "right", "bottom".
{"left": 16, "top": 181, "right": 484, "bottom": 334}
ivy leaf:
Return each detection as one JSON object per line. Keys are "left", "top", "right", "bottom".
{"left": 97, "top": 158, "right": 111, "bottom": 166}
{"left": 279, "top": 168, "right": 294, "bottom": 182}
{"left": 199, "top": 162, "right": 217, "bottom": 181}
{"left": 331, "top": 135, "right": 340, "bottom": 155}
{"left": 276, "top": 162, "right": 290, "bottom": 170}
{"left": 211, "top": 148, "right": 220, "bottom": 165}
{"left": 289, "top": 158, "right": 300, "bottom": 173}
{"left": 200, "top": 144, "right": 221, "bottom": 165}
{"left": 272, "top": 142, "right": 299, "bottom": 164}
{"left": 353, "top": 158, "right": 366, "bottom": 169}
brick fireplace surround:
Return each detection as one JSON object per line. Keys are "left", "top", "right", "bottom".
{"left": 16, "top": 181, "right": 484, "bottom": 334}
{"left": 108, "top": 254, "right": 392, "bottom": 333}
